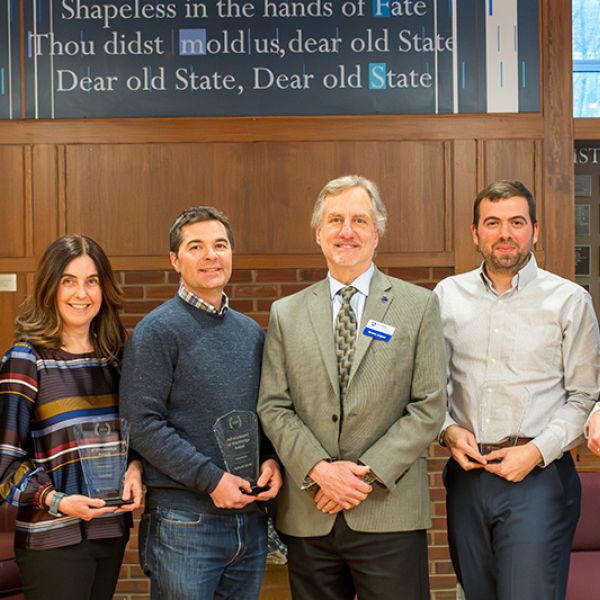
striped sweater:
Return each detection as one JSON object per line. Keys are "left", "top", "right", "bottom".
{"left": 0, "top": 341, "right": 129, "bottom": 550}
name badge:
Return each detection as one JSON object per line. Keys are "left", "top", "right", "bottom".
{"left": 363, "top": 320, "right": 395, "bottom": 342}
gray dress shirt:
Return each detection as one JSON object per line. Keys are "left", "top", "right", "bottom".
{"left": 434, "top": 255, "right": 600, "bottom": 466}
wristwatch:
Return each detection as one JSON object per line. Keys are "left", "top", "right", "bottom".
{"left": 48, "top": 492, "right": 67, "bottom": 518}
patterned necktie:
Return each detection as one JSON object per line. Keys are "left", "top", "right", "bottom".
{"left": 335, "top": 286, "right": 358, "bottom": 400}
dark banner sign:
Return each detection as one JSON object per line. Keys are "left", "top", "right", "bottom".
{"left": 0, "top": 0, "right": 539, "bottom": 119}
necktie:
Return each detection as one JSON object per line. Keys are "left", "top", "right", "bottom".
{"left": 335, "top": 286, "right": 358, "bottom": 400}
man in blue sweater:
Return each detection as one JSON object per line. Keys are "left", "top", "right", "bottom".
{"left": 120, "top": 206, "right": 282, "bottom": 600}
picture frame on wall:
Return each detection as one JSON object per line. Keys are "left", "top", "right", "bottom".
{"left": 575, "top": 175, "right": 593, "bottom": 197}
{"left": 575, "top": 245, "right": 592, "bottom": 277}
{"left": 575, "top": 204, "right": 591, "bottom": 236}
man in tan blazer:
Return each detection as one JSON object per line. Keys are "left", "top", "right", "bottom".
{"left": 257, "top": 175, "right": 447, "bottom": 600}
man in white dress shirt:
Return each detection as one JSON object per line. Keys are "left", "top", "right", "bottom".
{"left": 435, "top": 180, "right": 600, "bottom": 600}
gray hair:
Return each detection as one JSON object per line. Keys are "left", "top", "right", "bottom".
{"left": 311, "top": 175, "right": 388, "bottom": 236}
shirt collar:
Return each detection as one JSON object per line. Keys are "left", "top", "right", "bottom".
{"left": 177, "top": 282, "right": 229, "bottom": 317}
{"left": 478, "top": 253, "right": 539, "bottom": 294}
{"left": 328, "top": 264, "right": 375, "bottom": 301}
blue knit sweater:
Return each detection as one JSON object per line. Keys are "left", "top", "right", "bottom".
{"left": 120, "top": 296, "right": 267, "bottom": 513}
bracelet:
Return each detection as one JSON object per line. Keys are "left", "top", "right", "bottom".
{"left": 48, "top": 492, "right": 67, "bottom": 518}
{"left": 34, "top": 482, "right": 53, "bottom": 509}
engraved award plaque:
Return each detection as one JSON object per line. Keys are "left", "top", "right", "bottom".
{"left": 74, "top": 418, "right": 132, "bottom": 506}
{"left": 213, "top": 410, "right": 268, "bottom": 495}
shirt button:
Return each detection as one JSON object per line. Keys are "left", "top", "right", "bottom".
{"left": 332, "top": 415, "right": 339, "bottom": 422}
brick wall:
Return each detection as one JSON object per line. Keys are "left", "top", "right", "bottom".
{"left": 114, "top": 266, "right": 456, "bottom": 600}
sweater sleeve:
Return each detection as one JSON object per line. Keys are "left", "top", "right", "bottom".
{"left": 119, "top": 319, "right": 225, "bottom": 495}
{"left": 0, "top": 343, "right": 53, "bottom": 507}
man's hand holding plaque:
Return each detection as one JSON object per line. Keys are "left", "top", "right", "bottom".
{"left": 213, "top": 411, "right": 281, "bottom": 506}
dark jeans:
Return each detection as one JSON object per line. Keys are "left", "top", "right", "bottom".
{"left": 284, "top": 513, "right": 430, "bottom": 600}
{"left": 140, "top": 506, "right": 267, "bottom": 600}
{"left": 15, "top": 535, "right": 128, "bottom": 600}
{"left": 444, "top": 453, "right": 581, "bottom": 600}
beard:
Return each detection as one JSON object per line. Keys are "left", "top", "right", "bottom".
{"left": 480, "top": 242, "right": 532, "bottom": 275}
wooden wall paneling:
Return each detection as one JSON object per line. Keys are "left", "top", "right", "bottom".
{"left": 0, "top": 114, "right": 544, "bottom": 146}
{"left": 63, "top": 141, "right": 448, "bottom": 258}
{"left": 0, "top": 146, "right": 27, "bottom": 258}
{"left": 65, "top": 144, "right": 213, "bottom": 255}
{"left": 23, "top": 147, "right": 33, "bottom": 256}
{"left": 534, "top": 141, "right": 545, "bottom": 256}
{"left": 32, "top": 145, "right": 62, "bottom": 258}
{"left": 363, "top": 141, "right": 447, "bottom": 254}
{"left": 476, "top": 140, "right": 485, "bottom": 192}
{"left": 541, "top": 0, "right": 574, "bottom": 279}
{"left": 575, "top": 119, "right": 600, "bottom": 139}
{"left": 57, "top": 145, "right": 67, "bottom": 237}
{"left": 238, "top": 141, "right": 332, "bottom": 254}
{"left": 0, "top": 273, "right": 29, "bottom": 355}
{"left": 482, "top": 140, "right": 537, "bottom": 192}
{"left": 443, "top": 142, "right": 454, "bottom": 253}
{"left": 453, "top": 140, "right": 479, "bottom": 274}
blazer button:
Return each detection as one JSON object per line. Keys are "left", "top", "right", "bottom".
{"left": 332, "top": 414, "right": 339, "bottom": 422}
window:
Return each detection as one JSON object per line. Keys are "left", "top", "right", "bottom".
{"left": 573, "top": 0, "right": 600, "bottom": 117}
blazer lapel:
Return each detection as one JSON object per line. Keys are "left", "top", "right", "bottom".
{"left": 307, "top": 280, "right": 339, "bottom": 397}
{"left": 348, "top": 269, "right": 394, "bottom": 383}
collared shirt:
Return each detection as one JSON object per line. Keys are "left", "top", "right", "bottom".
{"left": 177, "top": 282, "right": 229, "bottom": 317}
{"left": 300, "top": 264, "right": 377, "bottom": 491}
{"left": 434, "top": 254, "right": 600, "bottom": 466}
{"left": 328, "top": 264, "right": 375, "bottom": 335}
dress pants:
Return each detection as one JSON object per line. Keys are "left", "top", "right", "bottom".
{"left": 284, "top": 512, "right": 429, "bottom": 600}
{"left": 444, "top": 453, "right": 580, "bottom": 600}
{"left": 16, "top": 535, "right": 128, "bottom": 600}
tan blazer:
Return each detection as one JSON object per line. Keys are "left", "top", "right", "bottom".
{"left": 257, "top": 268, "right": 447, "bottom": 536}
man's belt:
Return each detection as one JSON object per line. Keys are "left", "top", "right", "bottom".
{"left": 479, "top": 437, "right": 534, "bottom": 456}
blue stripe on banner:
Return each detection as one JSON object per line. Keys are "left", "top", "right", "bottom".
{"left": 37, "top": 0, "right": 42, "bottom": 24}
{"left": 489, "top": 0, "right": 493, "bottom": 16}
{"left": 448, "top": 0, "right": 452, "bottom": 17}
{"left": 27, "top": 31, "right": 32, "bottom": 59}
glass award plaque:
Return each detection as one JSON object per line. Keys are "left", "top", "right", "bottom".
{"left": 74, "top": 418, "right": 132, "bottom": 506}
{"left": 213, "top": 410, "right": 269, "bottom": 495}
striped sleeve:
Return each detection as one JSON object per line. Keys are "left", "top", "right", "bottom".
{"left": 0, "top": 343, "right": 52, "bottom": 506}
